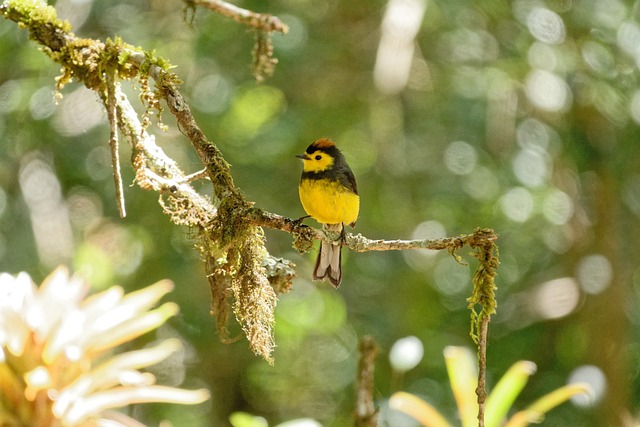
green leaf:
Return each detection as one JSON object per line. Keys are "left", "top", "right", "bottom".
{"left": 229, "top": 412, "right": 269, "bottom": 427}
{"left": 443, "top": 346, "right": 478, "bottom": 427}
{"left": 389, "top": 392, "right": 453, "bottom": 427}
{"left": 504, "top": 383, "right": 591, "bottom": 427}
{"left": 484, "top": 360, "right": 537, "bottom": 427}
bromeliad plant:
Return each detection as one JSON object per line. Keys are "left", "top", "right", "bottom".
{"left": 390, "top": 346, "right": 590, "bottom": 427}
{"left": 0, "top": 266, "right": 209, "bottom": 427}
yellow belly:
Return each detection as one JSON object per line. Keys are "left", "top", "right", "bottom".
{"left": 299, "top": 178, "right": 359, "bottom": 226}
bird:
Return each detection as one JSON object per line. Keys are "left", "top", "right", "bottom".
{"left": 296, "top": 138, "right": 359, "bottom": 287}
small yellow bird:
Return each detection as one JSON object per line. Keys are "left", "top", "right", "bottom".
{"left": 297, "top": 138, "right": 360, "bottom": 287}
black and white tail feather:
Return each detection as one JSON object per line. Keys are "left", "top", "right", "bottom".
{"left": 313, "top": 223, "right": 344, "bottom": 287}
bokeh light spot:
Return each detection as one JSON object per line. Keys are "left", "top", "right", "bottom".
{"left": 222, "top": 85, "right": 286, "bottom": 142}
{"left": 55, "top": 0, "right": 92, "bottom": 29}
{"left": 412, "top": 220, "right": 447, "bottom": 241}
{"left": 526, "top": 7, "right": 566, "bottom": 45}
{"left": 19, "top": 154, "right": 74, "bottom": 267}
{"left": 542, "top": 189, "right": 574, "bottom": 225}
{"left": 500, "top": 187, "right": 534, "bottom": 223}
{"left": 525, "top": 69, "right": 571, "bottom": 112}
{"left": 85, "top": 146, "right": 113, "bottom": 181}
{"left": 433, "top": 256, "right": 469, "bottom": 296}
{"left": 374, "top": 0, "right": 427, "bottom": 94}
{"left": 444, "top": 140, "right": 477, "bottom": 175}
{"left": 191, "top": 74, "right": 232, "bottom": 114}
{"left": 541, "top": 225, "right": 574, "bottom": 254}
{"left": 272, "top": 14, "right": 308, "bottom": 52}
{"left": 389, "top": 336, "right": 424, "bottom": 372}
{"left": 568, "top": 365, "right": 606, "bottom": 407}
{"left": 591, "top": 0, "right": 627, "bottom": 29}
{"left": 0, "top": 80, "right": 24, "bottom": 113}
{"left": 513, "top": 147, "right": 549, "bottom": 187}
{"left": 463, "top": 166, "right": 499, "bottom": 201}
{"left": 29, "top": 86, "right": 57, "bottom": 120}
{"left": 534, "top": 277, "right": 580, "bottom": 320}
{"left": 67, "top": 187, "right": 103, "bottom": 231}
{"left": 581, "top": 41, "right": 615, "bottom": 77}
{"left": 53, "top": 87, "right": 105, "bottom": 137}
{"left": 516, "top": 118, "right": 553, "bottom": 151}
{"left": 617, "top": 20, "right": 640, "bottom": 56}
{"left": 576, "top": 254, "right": 612, "bottom": 294}
{"left": 440, "top": 29, "right": 499, "bottom": 63}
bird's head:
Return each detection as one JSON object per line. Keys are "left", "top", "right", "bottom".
{"left": 296, "top": 138, "right": 341, "bottom": 173}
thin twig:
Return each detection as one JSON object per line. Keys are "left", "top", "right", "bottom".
{"left": 181, "top": 168, "right": 210, "bottom": 184}
{"left": 468, "top": 240, "right": 499, "bottom": 427}
{"left": 189, "top": 0, "right": 289, "bottom": 33}
{"left": 355, "top": 336, "right": 379, "bottom": 427}
{"left": 476, "top": 315, "right": 490, "bottom": 427}
{"left": 243, "top": 208, "right": 498, "bottom": 252}
{"left": 106, "top": 71, "right": 126, "bottom": 218}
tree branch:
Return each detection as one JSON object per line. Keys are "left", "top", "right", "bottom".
{"left": 186, "top": 0, "right": 289, "bottom": 33}
{"left": 476, "top": 315, "right": 490, "bottom": 427}
{"left": 184, "top": 0, "right": 287, "bottom": 81}
{"left": 106, "top": 70, "right": 126, "bottom": 218}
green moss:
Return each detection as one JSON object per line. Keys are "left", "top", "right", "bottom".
{"left": 200, "top": 212, "right": 278, "bottom": 363}
{"left": 2, "top": 0, "right": 178, "bottom": 98}
{"left": 466, "top": 229, "right": 499, "bottom": 344}
{"left": 2, "top": 0, "right": 71, "bottom": 33}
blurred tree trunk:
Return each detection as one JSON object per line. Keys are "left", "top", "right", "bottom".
{"left": 591, "top": 174, "right": 629, "bottom": 425}
{"left": 577, "top": 110, "right": 632, "bottom": 426}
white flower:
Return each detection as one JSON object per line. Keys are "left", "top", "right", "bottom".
{"left": 0, "top": 266, "right": 209, "bottom": 426}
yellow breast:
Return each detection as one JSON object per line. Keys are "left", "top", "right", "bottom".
{"left": 299, "top": 178, "right": 359, "bottom": 226}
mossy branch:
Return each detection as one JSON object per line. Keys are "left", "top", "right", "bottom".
{"left": 0, "top": 2, "right": 500, "bottom": 399}
{"left": 183, "top": 0, "right": 288, "bottom": 81}
{"left": 184, "top": 0, "right": 288, "bottom": 33}
{"left": 467, "top": 232, "right": 499, "bottom": 427}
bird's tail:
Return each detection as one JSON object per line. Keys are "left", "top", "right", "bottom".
{"left": 313, "top": 223, "right": 344, "bottom": 287}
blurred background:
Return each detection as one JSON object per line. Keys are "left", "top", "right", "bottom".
{"left": 1, "top": 0, "right": 639, "bottom": 425}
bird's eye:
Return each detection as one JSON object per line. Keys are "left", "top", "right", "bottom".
{"left": 315, "top": 155, "right": 322, "bottom": 160}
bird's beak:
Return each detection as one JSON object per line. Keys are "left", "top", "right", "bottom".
{"left": 296, "top": 153, "right": 310, "bottom": 160}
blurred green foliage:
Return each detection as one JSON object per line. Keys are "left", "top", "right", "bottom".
{"left": 1, "top": 0, "right": 640, "bottom": 425}
{"left": 390, "top": 346, "right": 589, "bottom": 427}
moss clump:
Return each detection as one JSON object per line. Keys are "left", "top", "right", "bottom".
{"left": 1, "top": 0, "right": 176, "bottom": 100}
{"left": 203, "top": 216, "right": 278, "bottom": 364}
{"left": 1, "top": 0, "right": 71, "bottom": 33}
{"left": 466, "top": 228, "right": 499, "bottom": 344}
